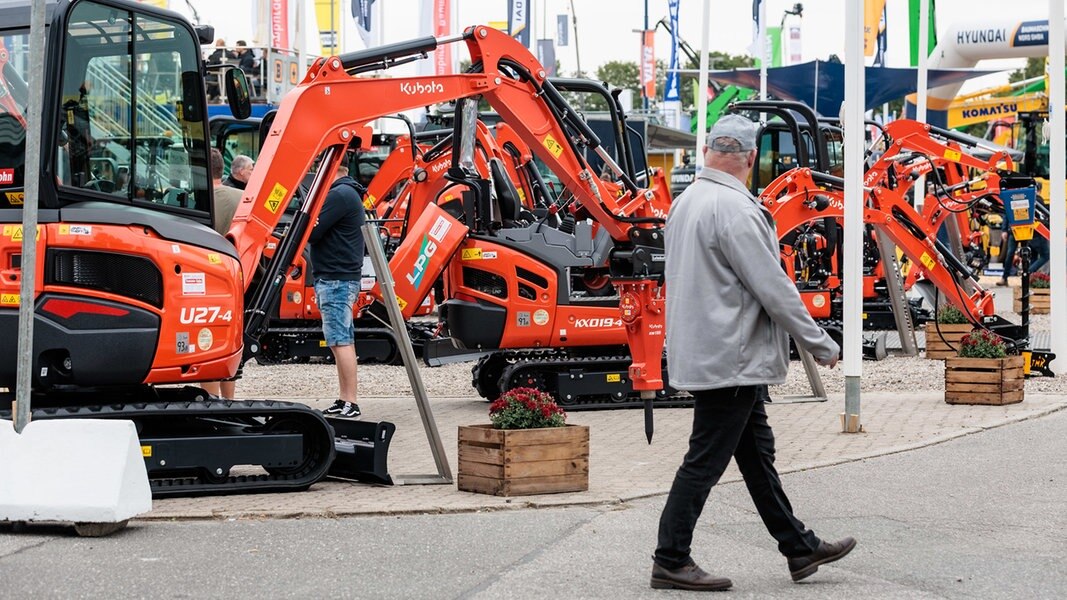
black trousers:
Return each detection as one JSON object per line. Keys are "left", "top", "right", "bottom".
{"left": 654, "top": 385, "right": 820, "bottom": 569}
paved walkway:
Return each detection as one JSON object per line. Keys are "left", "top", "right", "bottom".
{"left": 147, "top": 390, "right": 1067, "bottom": 520}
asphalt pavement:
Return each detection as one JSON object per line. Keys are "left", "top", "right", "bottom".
{"left": 2, "top": 408, "right": 1064, "bottom": 599}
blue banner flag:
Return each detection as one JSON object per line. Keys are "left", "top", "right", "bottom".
{"left": 665, "top": 0, "right": 681, "bottom": 101}
{"left": 508, "top": 0, "right": 530, "bottom": 48}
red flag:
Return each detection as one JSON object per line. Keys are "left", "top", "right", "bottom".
{"left": 270, "top": 0, "right": 288, "bottom": 49}
{"left": 641, "top": 30, "right": 655, "bottom": 100}
{"left": 433, "top": 0, "right": 451, "bottom": 75}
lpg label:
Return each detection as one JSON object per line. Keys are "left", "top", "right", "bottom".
{"left": 197, "top": 328, "right": 213, "bottom": 351}
{"left": 182, "top": 272, "right": 206, "bottom": 295}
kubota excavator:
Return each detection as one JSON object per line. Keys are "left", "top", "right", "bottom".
{"left": 0, "top": 1, "right": 669, "bottom": 493}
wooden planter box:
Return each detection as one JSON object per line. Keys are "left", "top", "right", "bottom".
{"left": 457, "top": 424, "right": 589, "bottom": 496}
{"left": 1013, "top": 287, "right": 1050, "bottom": 314}
{"left": 944, "top": 355, "right": 1024, "bottom": 405}
{"left": 924, "top": 323, "right": 973, "bottom": 360}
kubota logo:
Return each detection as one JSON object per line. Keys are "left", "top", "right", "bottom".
{"left": 429, "top": 159, "right": 449, "bottom": 174}
{"left": 400, "top": 81, "right": 444, "bottom": 96}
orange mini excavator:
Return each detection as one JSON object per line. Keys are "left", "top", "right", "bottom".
{"left": 0, "top": 1, "right": 670, "bottom": 492}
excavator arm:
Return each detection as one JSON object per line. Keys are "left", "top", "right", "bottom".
{"left": 227, "top": 26, "right": 666, "bottom": 390}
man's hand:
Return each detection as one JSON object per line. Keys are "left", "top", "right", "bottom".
{"left": 817, "top": 355, "right": 839, "bottom": 369}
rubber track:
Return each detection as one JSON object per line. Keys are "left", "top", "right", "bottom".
{"left": 485, "top": 349, "right": 691, "bottom": 411}
{"left": 8, "top": 400, "right": 336, "bottom": 498}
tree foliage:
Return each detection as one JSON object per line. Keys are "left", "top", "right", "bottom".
{"left": 1008, "top": 57, "right": 1045, "bottom": 84}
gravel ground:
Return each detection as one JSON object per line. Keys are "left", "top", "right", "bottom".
{"left": 234, "top": 311, "right": 1066, "bottom": 401}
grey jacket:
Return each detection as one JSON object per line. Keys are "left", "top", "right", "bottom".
{"left": 664, "top": 167, "right": 839, "bottom": 390}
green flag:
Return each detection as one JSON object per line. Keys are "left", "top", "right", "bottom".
{"left": 908, "top": 0, "right": 938, "bottom": 67}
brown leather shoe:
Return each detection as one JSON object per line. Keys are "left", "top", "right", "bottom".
{"left": 787, "top": 537, "right": 857, "bottom": 582}
{"left": 650, "top": 561, "right": 732, "bottom": 591}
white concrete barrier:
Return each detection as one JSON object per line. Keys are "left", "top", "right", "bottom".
{"left": 0, "top": 418, "right": 151, "bottom": 524}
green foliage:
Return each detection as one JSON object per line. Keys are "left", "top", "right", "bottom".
{"left": 957, "top": 329, "right": 1008, "bottom": 359}
{"left": 684, "top": 51, "right": 755, "bottom": 72}
{"left": 1030, "top": 272, "right": 1050, "bottom": 289}
{"left": 489, "top": 387, "right": 567, "bottom": 430}
{"left": 1008, "top": 57, "right": 1045, "bottom": 84}
{"left": 936, "top": 304, "right": 969, "bottom": 325}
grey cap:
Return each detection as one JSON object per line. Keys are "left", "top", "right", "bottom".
{"left": 708, "top": 114, "right": 758, "bottom": 152}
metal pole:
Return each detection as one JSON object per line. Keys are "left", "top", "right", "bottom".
{"left": 14, "top": 0, "right": 47, "bottom": 433}
{"left": 914, "top": 0, "right": 930, "bottom": 213}
{"left": 875, "top": 229, "right": 919, "bottom": 356}
{"left": 362, "top": 224, "right": 452, "bottom": 484}
{"left": 643, "top": 0, "right": 649, "bottom": 111}
{"left": 758, "top": 0, "right": 768, "bottom": 101}
{"left": 695, "top": 0, "right": 711, "bottom": 154}
{"left": 1050, "top": 1, "right": 1066, "bottom": 366}
{"left": 842, "top": 0, "right": 865, "bottom": 433}
{"left": 569, "top": 1, "right": 582, "bottom": 78}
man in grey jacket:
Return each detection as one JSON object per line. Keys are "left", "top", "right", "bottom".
{"left": 651, "top": 115, "right": 855, "bottom": 592}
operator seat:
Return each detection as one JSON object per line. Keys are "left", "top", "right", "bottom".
{"left": 488, "top": 157, "right": 523, "bottom": 227}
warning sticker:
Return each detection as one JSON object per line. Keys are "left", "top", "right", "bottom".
{"left": 943, "top": 149, "right": 962, "bottom": 162}
{"left": 1, "top": 293, "right": 19, "bottom": 305}
{"left": 461, "top": 248, "right": 483, "bottom": 260}
{"left": 207, "top": 253, "right": 222, "bottom": 264}
{"left": 141, "top": 445, "right": 152, "bottom": 458}
{"left": 265, "top": 183, "right": 288, "bottom": 214}
{"left": 920, "top": 252, "right": 937, "bottom": 271}
{"left": 59, "top": 224, "right": 92, "bottom": 235}
{"left": 3, "top": 225, "right": 38, "bottom": 242}
{"left": 606, "top": 373, "right": 621, "bottom": 383}
{"left": 533, "top": 309, "right": 550, "bottom": 326}
{"left": 481, "top": 251, "right": 497, "bottom": 259}
{"left": 182, "top": 272, "right": 206, "bottom": 295}
{"left": 5, "top": 192, "right": 24, "bottom": 205}
{"left": 363, "top": 194, "right": 377, "bottom": 209}
{"left": 542, "top": 134, "right": 564, "bottom": 159}
{"left": 395, "top": 295, "right": 408, "bottom": 311}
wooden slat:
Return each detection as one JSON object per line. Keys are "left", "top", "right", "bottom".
{"left": 458, "top": 474, "right": 505, "bottom": 495}
{"left": 505, "top": 458, "right": 588, "bottom": 479}
{"left": 506, "top": 442, "right": 589, "bottom": 463}
{"left": 458, "top": 424, "right": 504, "bottom": 445}
{"left": 502, "top": 474, "right": 588, "bottom": 496}
{"left": 946, "top": 389, "right": 1024, "bottom": 405}
{"left": 501, "top": 425, "right": 589, "bottom": 446}
{"left": 946, "top": 370, "right": 1002, "bottom": 383}
{"left": 458, "top": 460, "right": 504, "bottom": 479}
{"left": 946, "top": 382, "right": 1003, "bottom": 393}
{"left": 458, "top": 444, "right": 504, "bottom": 466}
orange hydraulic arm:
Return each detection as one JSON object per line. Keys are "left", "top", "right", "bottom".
{"left": 227, "top": 26, "right": 666, "bottom": 390}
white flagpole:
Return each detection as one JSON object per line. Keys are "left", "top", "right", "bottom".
{"left": 1049, "top": 1, "right": 1066, "bottom": 366}
{"left": 842, "top": 0, "right": 865, "bottom": 432}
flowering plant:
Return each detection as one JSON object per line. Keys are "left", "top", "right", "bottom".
{"left": 489, "top": 387, "right": 567, "bottom": 429}
{"left": 936, "top": 304, "right": 969, "bottom": 325}
{"left": 1029, "top": 272, "right": 1050, "bottom": 289}
{"left": 957, "top": 329, "right": 1007, "bottom": 359}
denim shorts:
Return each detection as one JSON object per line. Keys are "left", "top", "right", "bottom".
{"left": 314, "top": 278, "right": 361, "bottom": 346}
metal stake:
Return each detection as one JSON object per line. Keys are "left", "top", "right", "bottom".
{"left": 362, "top": 223, "right": 452, "bottom": 484}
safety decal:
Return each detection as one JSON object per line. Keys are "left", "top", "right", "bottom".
{"left": 265, "top": 183, "right": 288, "bottom": 214}
{"left": 542, "top": 134, "right": 564, "bottom": 159}
{"left": 516, "top": 311, "right": 531, "bottom": 327}
{"left": 533, "top": 309, "right": 550, "bottom": 326}
{"left": 919, "top": 252, "right": 937, "bottom": 271}
{"left": 606, "top": 374, "right": 621, "bottom": 383}
{"left": 461, "top": 248, "right": 483, "bottom": 261}
{"left": 3, "top": 225, "right": 39, "bottom": 242}
{"left": 182, "top": 272, "right": 206, "bottom": 295}
{"left": 481, "top": 251, "right": 497, "bottom": 259}
{"left": 207, "top": 253, "right": 222, "bottom": 264}
{"left": 5, "top": 192, "right": 23, "bottom": 205}
{"left": 0, "top": 293, "right": 18, "bottom": 305}
{"left": 363, "top": 194, "right": 377, "bottom": 210}
{"left": 319, "top": 340, "right": 327, "bottom": 347}
{"left": 141, "top": 445, "right": 152, "bottom": 458}
{"left": 395, "top": 295, "right": 408, "bottom": 311}
{"left": 943, "top": 149, "right": 961, "bottom": 162}
{"left": 59, "top": 225, "right": 92, "bottom": 235}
